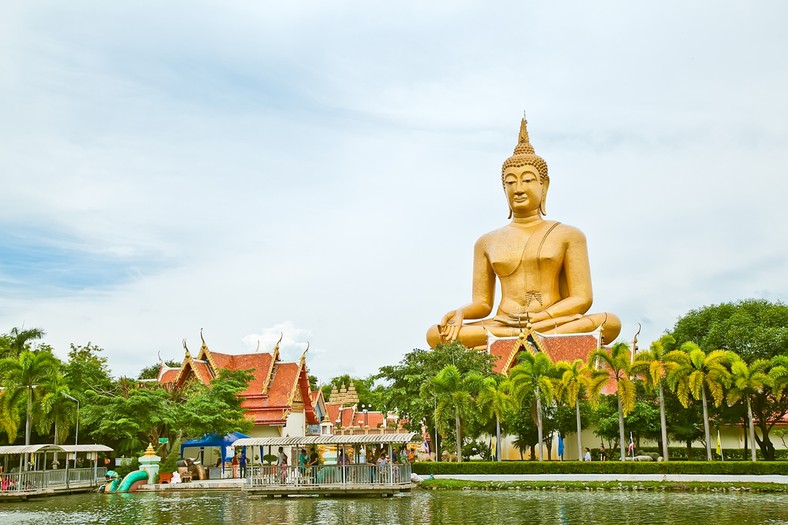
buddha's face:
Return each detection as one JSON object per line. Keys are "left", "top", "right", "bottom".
{"left": 503, "top": 165, "right": 544, "bottom": 217}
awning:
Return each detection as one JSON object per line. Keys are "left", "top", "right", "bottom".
{"left": 180, "top": 432, "right": 250, "bottom": 456}
{"left": 232, "top": 433, "right": 418, "bottom": 448}
{"left": 0, "top": 444, "right": 113, "bottom": 455}
{"left": 181, "top": 432, "right": 250, "bottom": 472}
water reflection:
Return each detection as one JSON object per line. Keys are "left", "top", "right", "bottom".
{"left": 1, "top": 490, "right": 787, "bottom": 525}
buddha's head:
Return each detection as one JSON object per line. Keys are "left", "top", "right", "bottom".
{"left": 502, "top": 118, "right": 549, "bottom": 217}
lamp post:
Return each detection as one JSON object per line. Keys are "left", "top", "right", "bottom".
{"left": 62, "top": 392, "right": 79, "bottom": 468}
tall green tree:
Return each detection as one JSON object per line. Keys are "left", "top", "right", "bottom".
{"left": 726, "top": 356, "right": 771, "bottom": 462}
{"left": 424, "top": 364, "right": 485, "bottom": 462}
{"left": 554, "top": 359, "right": 607, "bottom": 461}
{"left": 591, "top": 342, "right": 636, "bottom": 461}
{"left": 477, "top": 375, "right": 513, "bottom": 461}
{"left": 375, "top": 341, "right": 496, "bottom": 458}
{"left": 36, "top": 374, "right": 77, "bottom": 446}
{"left": 666, "top": 342, "right": 731, "bottom": 461}
{"left": 178, "top": 368, "right": 254, "bottom": 438}
{"left": 670, "top": 299, "right": 788, "bottom": 459}
{"left": 0, "top": 348, "right": 61, "bottom": 444}
{"left": 633, "top": 335, "right": 680, "bottom": 461}
{"left": 509, "top": 352, "right": 555, "bottom": 462}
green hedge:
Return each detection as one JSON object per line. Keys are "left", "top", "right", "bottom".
{"left": 634, "top": 446, "right": 788, "bottom": 461}
{"left": 412, "top": 461, "right": 788, "bottom": 476}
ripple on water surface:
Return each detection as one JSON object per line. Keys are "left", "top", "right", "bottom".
{"left": 1, "top": 490, "right": 787, "bottom": 525}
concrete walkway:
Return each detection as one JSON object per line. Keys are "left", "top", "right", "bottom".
{"left": 433, "top": 474, "right": 788, "bottom": 484}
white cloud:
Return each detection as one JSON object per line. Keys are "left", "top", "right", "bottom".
{"left": 1, "top": 0, "right": 787, "bottom": 381}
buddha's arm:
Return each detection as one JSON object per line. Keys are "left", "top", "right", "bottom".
{"left": 439, "top": 237, "right": 496, "bottom": 341}
{"left": 531, "top": 227, "right": 593, "bottom": 323}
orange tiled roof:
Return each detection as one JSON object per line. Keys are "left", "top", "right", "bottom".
{"left": 160, "top": 338, "right": 317, "bottom": 428}
{"left": 340, "top": 406, "right": 355, "bottom": 427}
{"left": 488, "top": 329, "right": 601, "bottom": 375}
{"left": 539, "top": 331, "right": 600, "bottom": 363}
{"left": 158, "top": 366, "right": 180, "bottom": 384}
{"left": 267, "top": 362, "right": 299, "bottom": 406}
{"left": 366, "top": 412, "right": 384, "bottom": 429}
{"left": 326, "top": 403, "right": 340, "bottom": 425}
{"left": 190, "top": 360, "right": 214, "bottom": 383}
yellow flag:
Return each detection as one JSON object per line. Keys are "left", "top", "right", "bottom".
{"left": 716, "top": 429, "right": 723, "bottom": 460}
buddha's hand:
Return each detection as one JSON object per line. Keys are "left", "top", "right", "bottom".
{"left": 439, "top": 310, "right": 464, "bottom": 343}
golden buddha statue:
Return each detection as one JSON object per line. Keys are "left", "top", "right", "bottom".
{"left": 426, "top": 118, "right": 621, "bottom": 348}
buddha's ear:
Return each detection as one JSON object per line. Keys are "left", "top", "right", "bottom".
{"left": 540, "top": 178, "right": 550, "bottom": 216}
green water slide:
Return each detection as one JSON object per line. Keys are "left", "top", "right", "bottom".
{"left": 117, "top": 470, "right": 149, "bottom": 492}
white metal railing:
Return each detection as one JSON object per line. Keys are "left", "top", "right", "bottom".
{"left": 0, "top": 467, "right": 106, "bottom": 493}
{"left": 248, "top": 463, "right": 411, "bottom": 488}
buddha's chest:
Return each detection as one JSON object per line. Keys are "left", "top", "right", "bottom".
{"left": 487, "top": 228, "right": 565, "bottom": 277}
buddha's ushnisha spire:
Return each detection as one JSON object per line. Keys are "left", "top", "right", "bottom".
{"left": 502, "top": 116, "right": 548, "bottom": 181}
{"left": 513, "top": 118, "right": 535, "bottom": 156}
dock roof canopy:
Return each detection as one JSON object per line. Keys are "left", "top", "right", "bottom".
{"left": 232, "top": 433, "right": 418, "bottom": 448}
{"left": 0, "top": 444, "right": 113, "bottom": 455}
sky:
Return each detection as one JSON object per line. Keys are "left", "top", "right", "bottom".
{"left": 1, "top": 1, "right": 787, "bottom": 382}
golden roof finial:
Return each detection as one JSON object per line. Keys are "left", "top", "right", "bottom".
{"left": 182, "top": 338, "right": 191, "bottom": 358}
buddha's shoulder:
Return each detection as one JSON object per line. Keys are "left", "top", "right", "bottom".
{"left": 551, "top": 222, "right": 587, "bottom": 241}
{"left": 475, "top": 221, "right": 586, "bottom": 247}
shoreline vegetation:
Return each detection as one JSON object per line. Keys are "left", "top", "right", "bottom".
{"left": 418, "top": 478, "right": 787, "bottom": 493}
{"left": 411, "top": 461, "right": 788, "bottom": 476}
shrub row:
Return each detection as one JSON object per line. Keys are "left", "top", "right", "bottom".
{"left": 412, "top": 461, "right": 788, "bottom": 476}
{"left": 633, "top": 446, "right": 788, "bottom": 461}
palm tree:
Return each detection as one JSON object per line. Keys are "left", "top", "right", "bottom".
{"left": 632, "top": 335, "right": 679, "bottom": 461}
{"left": 666, "top": 342, "right": 731, "bottom": 461}
{"left": 425, "top": 365, "right": 485, "bottom": 462}
{"left": 478, "top": 375, "right": 514, "bottom": 461}
{"left": 770, "top": 355, "right": 788, "bottom": 399}
{"left": 0, "top": 348, "right": 61, "bottom": 444}
{"left": 591, "top": 342, "right": 636, "bottom": 461}
{"left": 1, "top": 327, "right": 45, "bottom": 359}
{"left": 554, "top": 359, "right": 607, "bottom": 461}
{"left": 509, "top": 352, "right": 555, "bottom": 462}
{"left": 37, "top": 375, "right": 77, "bottom": 445}
{"left": 726, "top": 356, "right": 771, "bottom": 462}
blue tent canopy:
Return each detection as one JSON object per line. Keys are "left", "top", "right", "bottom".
{"left": 180, "top": 432, "right": 250, "bottom": 471}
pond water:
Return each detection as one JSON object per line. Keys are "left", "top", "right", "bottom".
{"left": 1, "top": 489, "right": 786, "bottom": 525}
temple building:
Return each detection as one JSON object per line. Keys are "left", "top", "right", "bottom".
{"left": 157, "top": 332, "right": 324, "bottom": 438}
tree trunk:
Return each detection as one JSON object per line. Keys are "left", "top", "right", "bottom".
{"left": 743, "top": 421, "right": 748, "bottom": 460}
{"left": 25, "top": 386, "right": 32, "bottom": 446}
{"left": 747, "top": 397, "right": 757, "bottom": 462}
{"left": 617, "top": 394, "right": 626, "bottom": 461}
{"left": 701, "top": 387, "right": 712, "bottom": 461}
{"left": 575, "top": 402, "right": 583, "bottom": 462}
{"left": 658, "top": 382, "right": 669, "bottom": 461}
{"left": 455, "top": 408, "right": 462, "bottom": 463}
{"left": 495, "top": 416, "right": 501, "bottom": 462}
{"left": 535, "top": 386, "right": 543, "bottom": 462}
